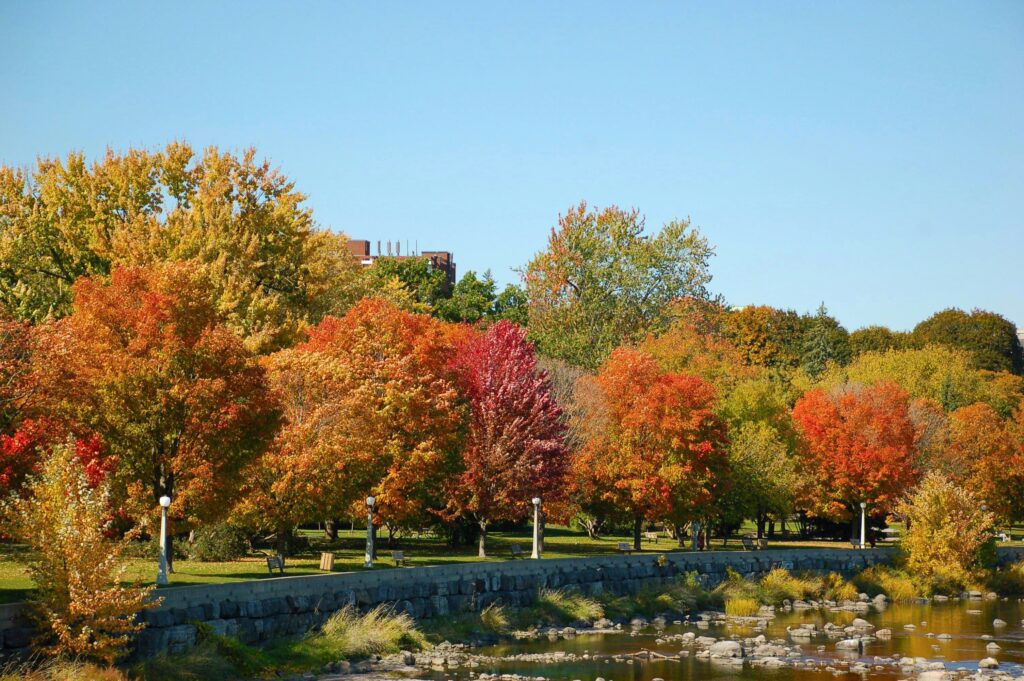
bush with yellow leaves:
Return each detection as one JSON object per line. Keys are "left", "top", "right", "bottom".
{"left": 895, "top": 471, "right": 996, "bottom": 591}
{"left": 2, "top": 443, "right": 158, "bottom": 663}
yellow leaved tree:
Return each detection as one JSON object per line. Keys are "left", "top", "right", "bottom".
{"left": 2, "top": 443, "right": 158, "bottom": 663}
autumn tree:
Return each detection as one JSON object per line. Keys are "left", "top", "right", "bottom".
{"left": 524, "top": 202, "right": 714, "bottom": 369}
{"left": 446, "top": 321, "right": 568, "bottom": 556}
{"left": 896, "top": 472, "right": 996, "bottom": 589}
{"left": 791, "top": 382, "right": 918, "bottom": 529}
{"left": 721, "top": 305, "right": 806, "bottom": 370}
{"left": 913, "top": 308, "right": 1023, "bottom": 375}
{"left": 817, "top": 345, "right": 987, "bottom": 412}
{"left": 233, "top": 349, "right": 353, "bottom": 553}
{"left": 723, "top": 422, "right": 799, "bottom": 539}
{"left": 573, "top": 347, "right": 729, "bottom": 550}
{"left": 641, "top": 301, "right": 760, "bottom": 397}
{"left": 0, "top": 144, "right": 362, "bottom": 352}
{"left": 1, "top": 443, "right": 156, "bottom": 663}
{"left": 944, "top": 403, "right": 1024, "bottom": 521}
{"left": 37, "top": 264, "right": 280, "bottom": 560}
{"left": 849, "top": 325, "right": 911, "bottom": 356}
{"left": 302, "top": 299, "right": 464, "bottom": 529}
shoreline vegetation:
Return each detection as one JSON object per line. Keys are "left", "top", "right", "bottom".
{"left": 4, "top": 561, "right": 1023, "bottom": 681}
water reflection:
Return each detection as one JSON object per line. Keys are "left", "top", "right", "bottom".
{"left": 415, "top": 599, "right": 1024, "bottom": 681}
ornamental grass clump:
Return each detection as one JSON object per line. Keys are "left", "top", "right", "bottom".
{"left": 1, "top": 443, "right": 158, "bottom": 664}
{"left": 318, "top": 605, "right": 425, "bottom": 657}
{"left": 724, "top": 597, "right": 760, "bottom": 617}
{"left": 758, "top": 568, "right": 821, "bottom": 604}
{"left": 529, "top": 588, "right": 604, "bottom": 625}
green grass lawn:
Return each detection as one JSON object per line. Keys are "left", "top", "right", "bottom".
{"left": 2, "top": 522, "right": 1021, "bottom": 605}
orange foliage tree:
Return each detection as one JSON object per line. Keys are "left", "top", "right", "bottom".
{"left": 945, "top": 402, "right": 1024, "bottom": 521}
{"left": 573, "top": 347, "right": 729, "bottom": 550}
{"left": 792, "top": 382, "right": 919, "bottom": 527}
{"left": 233, "top": 348, "right": 354, "bottom": 551}
{"left": 35, "top": 264, "right": 280, "bottom": 559}
{"left": 301, "top": 298, "right": 464, "bottom": 530}
{"left": 446, "top": 321, "right": 568, "bottom": 557}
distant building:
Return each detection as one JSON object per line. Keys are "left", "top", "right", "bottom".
{"left": 346, "top": 239, "right": 456, "bottom": 288}
{"left": 1018, "top": 327, "right": 1024, "bottom": 348}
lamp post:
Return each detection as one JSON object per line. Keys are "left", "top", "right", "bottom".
{"left": 531, "top": 497, "right": 542, "bottom": 559}
{"left": 859, "top": 501, "right": 867, "bottom": 549}
{"left": 157, "top": 495, "right": 171, "bottom": 585}
{"left": 364, "top": 496, "right": 376, "bottom": 568}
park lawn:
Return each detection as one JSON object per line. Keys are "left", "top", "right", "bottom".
{"left": 2, "top": 523, "right": 1020, "bottom": 605}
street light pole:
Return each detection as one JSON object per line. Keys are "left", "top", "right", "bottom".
{"left": 157, "top": 495, "right": 171, "bottom": 585}
{"left": 860, "top": 501, "right": 867, "bottom": 549}
{"left": 364, "top": 496, "right": 376, "bottom": 568}
{"left": 531, "top": 497, "right": 541, "bottom": 559}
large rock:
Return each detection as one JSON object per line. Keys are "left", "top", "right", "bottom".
{"left": 978, "top": 657, "right": 999, "bottom": 669}
{"left": 835, "top": 638, "right": 863, "bottom": 652}
{"left": 709, "top": 640, "right": 744, "bottom": 658}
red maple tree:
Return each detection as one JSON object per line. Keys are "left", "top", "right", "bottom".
{"left": 446, "top": 321, "right": 568, "bottom": 557}
{"left": 792, "top": 382, "right": 919, "bottom": 524}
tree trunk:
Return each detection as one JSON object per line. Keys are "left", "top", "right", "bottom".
{"left": 633, "top": 514, "right": 643, "bottom": 551}
{"left": 768, "top": 519, "right": 776, "bottom": 538}
{"left": 276, "top": 524, "right": 289, "bottom": 556}
{"left": 756, "top": 512, "right": 766, "bottom": 540}
{"left": 324, "top": 519, "right": 339, "bottom": 541}
{"left": 166, "top": 529, "right": 175, "bottom": 573}
{"left": 478, "top": 521, "right": 487, "bottom": 558}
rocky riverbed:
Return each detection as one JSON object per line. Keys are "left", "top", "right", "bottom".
{"left": 271, "top": 592, "right": 1024, "bottom": 681}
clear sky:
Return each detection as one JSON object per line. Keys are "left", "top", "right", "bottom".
{"left": 2, "top": 2, "right": 1021, "bottom": 331}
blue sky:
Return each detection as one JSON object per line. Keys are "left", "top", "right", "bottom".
{"left": 2, "top": 2, "right": 1021, "bottom": 331}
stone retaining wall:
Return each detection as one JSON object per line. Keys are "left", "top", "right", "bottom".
{"left": 2, "top": 546, "right": 1022, "bottom": 660}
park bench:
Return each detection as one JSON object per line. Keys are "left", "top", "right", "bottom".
{"left": 266, "top": 554, "right": 285, "bottom": 575}
{"left": 617, "top": 542, "right": 633, "bottom": 555}
{"left": 319, "top": 552, "right": 335, "bottom": 571}
{"left": 644, "top": 531, "right": 659, "bottom": 543}
{"left": 391, "top": 550, "right": 407, "bottom": 566}
{"left": 510, "top": 544, "right": 523, "bottom": 558}
{"left": 741, "top": 535, "right": 768, "bottom": 551}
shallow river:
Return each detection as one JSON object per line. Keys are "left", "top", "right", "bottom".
{"left": 417, "top": 599, "right": 1024, "bottom": 680}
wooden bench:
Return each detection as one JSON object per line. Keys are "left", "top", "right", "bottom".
{"left": 266, "top": 554, "right": 285, "bottom": 575}
{"left": 617, "top": 542, "right": 633, "bottom": 555}
{"left": 510, "top": 544, "right": 523, "bottom": 558}
{"left": 644, "top": 531, "right": 659, "bottom": 543}
{"left": 391, "top": 550, "right": 407, "bottom": 566}
{"left": 741, "top": 535, "right": 756, "bottom": 551}
{"left": 319, "top": 552, "right": 335, "bottom": 571}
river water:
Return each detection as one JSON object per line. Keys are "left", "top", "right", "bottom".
{"left": 417, "top": 599, "right": 1024, "bottom": 680}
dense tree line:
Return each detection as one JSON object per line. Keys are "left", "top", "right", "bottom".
{"left": 2, "top": 146, "right": 1022, "bottom": 556}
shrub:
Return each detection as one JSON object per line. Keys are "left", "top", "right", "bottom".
{"left": 853, "top": 565, "right": 918, "bottom": 601}
{"left": 724, "top": 597, "right": 760, "bottom": 617}
{"left": 987, "top": 561, "right": 1024, "bottom": 597}
{"left": 896, "top": 471, "right": 996, "bottom": 589}
{"left": 823, "top": 573, "right": 859, "bottom": 602}
{"left": 0, "top": 443, "right": 157, "bottom": 663}
{"left": 188, "top": 523, "right": 249, "bottom": 562}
